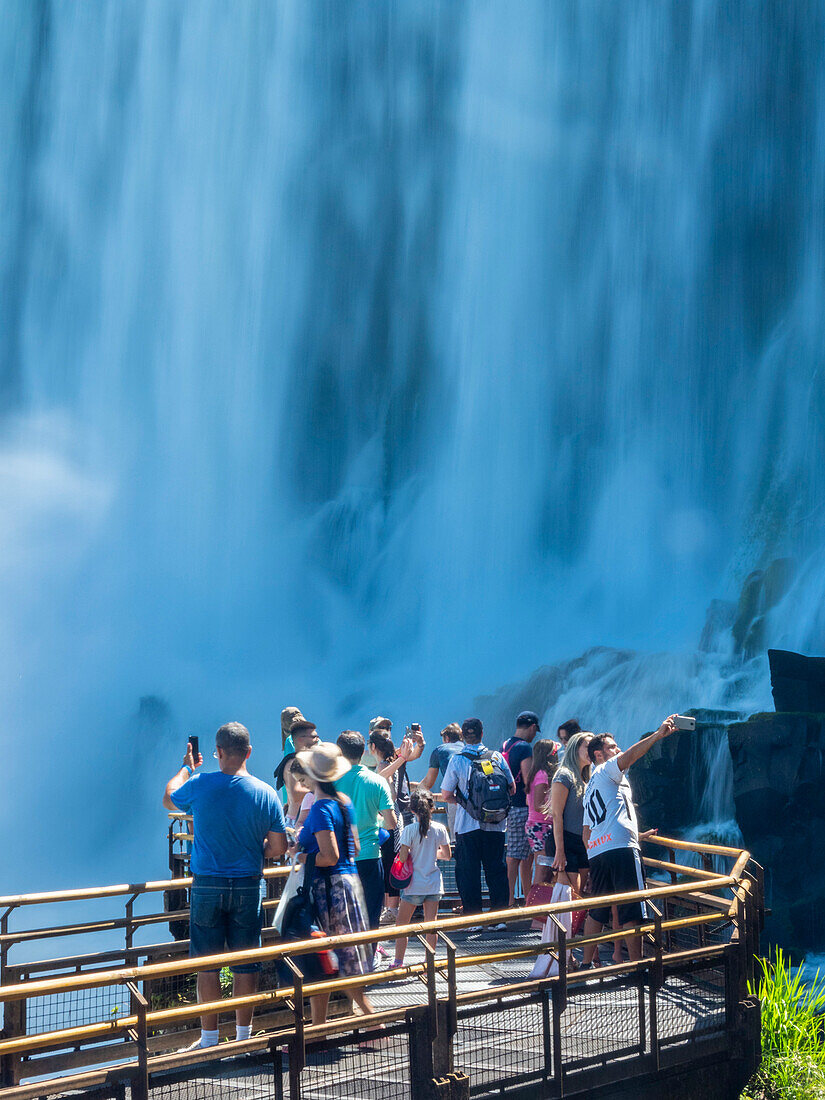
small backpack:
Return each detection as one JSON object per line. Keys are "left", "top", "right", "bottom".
{"left": 457, "top": 749, "right": 512, "bottom": 824}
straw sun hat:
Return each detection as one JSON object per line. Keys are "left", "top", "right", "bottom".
{"left": 296, "top": 742, "right": 351, "bottom": 784}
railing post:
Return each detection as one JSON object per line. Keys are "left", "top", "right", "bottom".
{"left": 551, "top": 979, "right": 564, "bottom": 1092}
{"left": 432, "top": 929, "right": 458, "bottom": 1083}
{"left": 746, "top": 867, "right": 763, "bottom": 958}
{"left": 647, "top": 901, "right": 663, "bottom": 1072}
{"left": 417, "top": 934, "right": 438, "bottom": 1042}
{"left": 0, "top": 906, "right": 15, "bottom": 987}
{"left": 282, "top": 958, "right": 305, "bottom": 1100}
{"left": 437, "top": 930, "right": 458, "bottom": 1041}
{"left": 0, "top": 994, "right": 25, "bottom": 1087}
{"left": 541, "top": 984, "right": 553, "bottom": 1081}
{"left": 270, "top": 1037, "right": 286, "bottom": 1100}
{"left": 549, "top": 914, "right": 567, "bottom": 1010}
{"left": 649, "top": 902, "right": 664, "bottom": 990}
{"left": 125, "top": 893, "right": 139, "bottom": 951}
{"left": 125, "top": 980, "right": 149, "bottom": 1100}
{"left": 407, "top": 1005, "right": 436, "bottom": 1100}
{"left": 546, "top": 911, "right": 568, "bottom": 1092}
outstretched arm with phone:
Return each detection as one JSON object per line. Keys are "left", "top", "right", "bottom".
{"left": 162, "top": 740, "right": 203, "bottom": 810}
{"left": 615, "top": 715, "right": 678, "bottom": 773}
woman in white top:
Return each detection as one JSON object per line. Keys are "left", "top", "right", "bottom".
{"left": 391, "top": 790, "right": 450, "bottom": 968}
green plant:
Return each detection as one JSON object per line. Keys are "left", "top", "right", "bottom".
{"left": 219, "top": 966, "right": 233, "bottom": 995}
{"left": 742, "top": 950, "right": 825, "bottom": 1099}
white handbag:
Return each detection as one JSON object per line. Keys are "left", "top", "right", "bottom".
{"left": 272, "top": 858, "right": 304, "bottom": 934}
{"left": 528, "top": 881, "right": 573, "bottom": 979}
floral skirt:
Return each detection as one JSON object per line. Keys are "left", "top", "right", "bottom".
{"left": 525, "top": 820, "right": 553, "bottom": 854}
{"left": 311, "top": 871, "right": 372, "bottom": 977}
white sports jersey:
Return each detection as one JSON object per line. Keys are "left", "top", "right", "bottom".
{"left": 583, "top": 757, "right": 639, "bottom": 855}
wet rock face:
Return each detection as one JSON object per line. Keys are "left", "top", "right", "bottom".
{"left": 728, "top": 711, "right": 825, "bottom": 955}
{"left": 631, "top": 709, "right": 740, "bottom": 835}
{"left": 769, "top": 648, "right": 825, "bottom": 713}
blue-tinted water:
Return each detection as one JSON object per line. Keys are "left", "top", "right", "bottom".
{"left": 1, "top": 2, "right": 824, "bottom": 888}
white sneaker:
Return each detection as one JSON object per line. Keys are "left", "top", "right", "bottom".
{"left": 179, "top": 1037, "right": 220, "bottom": 1053}
{"left": 467, "top": 925, "right": 483, "bottom": 932}
{"left": 379, "top": 908, "right": 398, "bottom": 926}
{"left": 493, "top": 922, "right": 508, "bottom": 930}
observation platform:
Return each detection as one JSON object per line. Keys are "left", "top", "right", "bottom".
{"left": 0, "top": 833, "right": 763, "bottom": 1100}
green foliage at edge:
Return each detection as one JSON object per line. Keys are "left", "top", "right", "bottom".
{"left": 742, "top": 950, "right": 825, "bottom": 1100}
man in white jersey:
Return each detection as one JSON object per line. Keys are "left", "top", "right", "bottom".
{"left": 580, "top": 716, "right": 678, "bottom": 964}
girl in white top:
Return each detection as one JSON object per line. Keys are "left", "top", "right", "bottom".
{"left": 392, "top": 790, "right": 451, "bottom": 967}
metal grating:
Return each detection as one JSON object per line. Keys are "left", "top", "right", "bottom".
{"left": 562, "top": 977, "right": 645, "bottom": 1067}
{"left": 148, "top": 1053, "right": 277, "bottom": 1100}
{"left": 296, "top": 1029, "right": 411, "bottom": 1100}
{"left": 454, "top": 999, "right": 546, "bottom": 1093}
{"left": 24, "top": 984, "right": 128, "bottom": 1036}
{"left": 657, "top": 967, "right": 726, "bottom": 1044}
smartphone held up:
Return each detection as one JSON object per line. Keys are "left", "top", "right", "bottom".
{"left": 673, "top": 715, "right": 696, "bottom": 732}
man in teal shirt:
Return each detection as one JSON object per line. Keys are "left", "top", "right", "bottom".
{"left": 336, "top": 730, "right": 397, "bottom": 933}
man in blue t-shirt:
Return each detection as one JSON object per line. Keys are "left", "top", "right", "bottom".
{"left": 163, "top": 722, "right": 287, "bottom": 1050}
{"left": 418, "top": 723, "right": 464, "bottom": 838}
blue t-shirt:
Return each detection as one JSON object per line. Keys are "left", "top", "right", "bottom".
{"left": 298, "top": 798, "right": 357, "bottom": 875}
{"left": 171, "top": 771, "right": 286, "bottom": 877}
{"left": 428, "top": 742, "right": 464, "bottom": 780}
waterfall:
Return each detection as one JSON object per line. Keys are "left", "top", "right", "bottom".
{"left": 2, "top": 2, "right": 825, "bottom": 887}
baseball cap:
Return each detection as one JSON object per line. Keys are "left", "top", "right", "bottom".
{"left": 368, "top": 716, "right": 392, "bottom": 733}
{"left": 516, "top": 710, "right": 541, "bottom": 730}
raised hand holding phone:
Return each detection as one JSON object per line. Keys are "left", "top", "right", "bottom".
{"left": 185, "top": 736, "right": 203, "bottom": 770}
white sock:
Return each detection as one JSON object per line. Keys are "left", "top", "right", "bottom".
{"left": 200, "top": 1028, "right": 220, "bottom": 1048}
{"left": 235, "top": 1024, "right": 252, "bottom": 1042}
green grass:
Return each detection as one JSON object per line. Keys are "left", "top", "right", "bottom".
{"left": 743, "top": 950, "right": 825, "bottom": 1099}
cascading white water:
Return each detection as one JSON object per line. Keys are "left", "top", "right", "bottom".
{"left": 2, "top": 2, "right": 825, "bottom": 887}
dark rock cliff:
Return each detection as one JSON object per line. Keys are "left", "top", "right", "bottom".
{"left": 632, "top": 709, "right": 741, "bottom": 835}
{"left": 727, "top": 711, "right": 825, "bottom": 955}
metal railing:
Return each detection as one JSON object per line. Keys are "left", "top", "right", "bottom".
{"left": 0, "top": 834, "right": 763, "bottom": 1099}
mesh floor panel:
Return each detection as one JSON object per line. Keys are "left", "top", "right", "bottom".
{"left": 657, "top": 967, "right": 726, "bottom": 1043}
{"left": 297, "top": 1031, "right": 411, "bottom": 1100}
{"left": 562, "top": 978, "right": 645, "bottom": 1066}
{"left": 454, "top": 999, "right": 547, "bottom": 1092}
{"left": 148, "top": 1054, "right": 276, "bottom": 1100}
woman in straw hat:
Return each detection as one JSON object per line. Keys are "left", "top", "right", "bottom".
{"left": 294, "top": 742, "right": 377, "bottom": 1026}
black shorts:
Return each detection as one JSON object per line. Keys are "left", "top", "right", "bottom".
{"left": 544, "top": 829, "right": 590, "bottom": 873}
{"left": 587, "top": 847, "right": 648, "bottom": 926}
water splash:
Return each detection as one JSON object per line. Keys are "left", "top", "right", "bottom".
{"left": 2, "top": 3, "right": 825, "bottom": 887}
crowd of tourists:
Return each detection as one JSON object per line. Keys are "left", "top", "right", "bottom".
{"left": 162, "top": 707, "right": 681, "bottom": 1049}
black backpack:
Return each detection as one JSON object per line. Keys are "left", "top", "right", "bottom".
{"left": 456, "top": 749, "right": 512, "bottom": 825}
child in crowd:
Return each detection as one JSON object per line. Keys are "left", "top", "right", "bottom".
{"left": 283, "top": 758, "right": 314, "bottom": 836}
{"left": 524, "top": 739, "right": 558, "bottom": 885}
{"left": 388, "top": 790, "right": 451, "bottom": 968}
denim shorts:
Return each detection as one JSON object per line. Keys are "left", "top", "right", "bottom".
{"left": 401, "top": 892, "right": 442, "bottom": 906}
{"left": 189, "top": 875, "right": 263, "bottom": 974}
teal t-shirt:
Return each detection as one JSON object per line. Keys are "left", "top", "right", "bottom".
{"left": 335, "top": 764, "right": 394, "bottom": 861}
